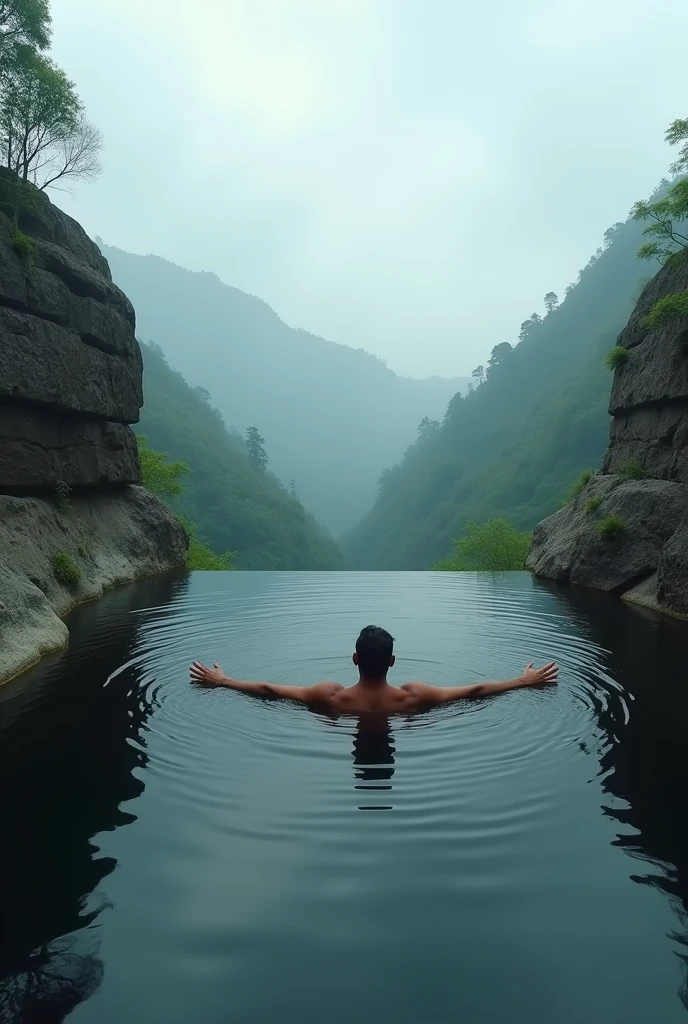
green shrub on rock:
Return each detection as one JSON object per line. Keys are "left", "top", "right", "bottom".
{"left": 597, "top": 515, "right": 627, "bottom": 542}
{"left": 605, "top": 346, "right": 630, "bottom": 370}
{"left": 10, "top": 226, "right": 36, "bottom": 263}
{"left": 584, "top": 495, "right": 602, "bottom": 513}
{"left": 618, "top": 459, "right": 647, "bottom": 480}
{"left": 642, "top": 292, "right": 688, "bottom": 331}
{"left": 51, "top": 550, "right": 81, "bottom": 589}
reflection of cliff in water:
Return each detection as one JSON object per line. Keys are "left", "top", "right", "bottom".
{"left": 0, "top": 572, "right": 188, "bottom": 1023}
{"left": 537, "top": 580, "right": 688, "bottom": 1006}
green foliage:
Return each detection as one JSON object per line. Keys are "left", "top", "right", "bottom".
{"left": 642, "top": 292, "right": 688, "bottom": 332}
{"left": 10, "top": 224, "right": 35, "bottom": 261}
{"left": 245, "top": 425, "right": 268, "bottom": 471}
{"left": 417, "top": 416, "right": 440, "bottom": 441}
{"left": 137, "top": 435, "right": 188, "bottom": 497}
{"left": 137, "top": 440, "right": 230, "bottom": 571}
{"left": 605, "top": 346, "right": 630, "bottom": 370}
{"left": 0, "top": 0, "right": 51, "bottom": 52}
{"left": 584, "top": 495, "right": 602, "bottom": 513}
{"left": 618, "top": 458, "right": 646, "bottom": 480}
{"left": 597, "top": 515, "right": 627, "bottom": 541}
{"left": 177, "top": 516, "right": 235, "bottom": 570}
{"left": 561, "top": 469, "right": 593, "bottom": 506}
{"left": 632, "top": 179, "right": 688, "bottom": 264}
{"left": 666, "top": 117, "right": 688, "bottom": 176}
{"left": 434, "top": 519, "right": 532, "bottom": 571}
{"left": 53, "top": 478, "right": 71, "bottom": 512}
{"left": 342, "top": 204, "right": 650, "bottom": 569}
{"left": 487, "top": 342, "right": 513, "bottom": 375}
{"left": 0, "top": 34, "right": 101, "bottom": 190}
{"left": 519, "top": 312, "right": 543, "bottom": 342}
{"left": 76, "top": 544, "right": 88, "bottom": 558}
{"left": 544, "top": 291, "right": 559, "bottom": 314}
{"left": 137, "top": 343, "right": 344, "bottom": 570}
{"left": 103, "top": 244, "right": 467, "bottom": 537}
{"left": 51, "top": 549, "right": 80, "bottom": 589}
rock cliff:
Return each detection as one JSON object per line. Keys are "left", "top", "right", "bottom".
{"left": 0, "top": 178, "right": 187, "bottom": 683}
{"left": 527, "top": 253, "right": 688, "bottom": 617}
{"left": 0, "top": 173, "right": 142, "bottom": 491}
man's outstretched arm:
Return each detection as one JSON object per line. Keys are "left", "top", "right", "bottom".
{"left": 189, "top": 661, "right": 337, "bottom": 704}
{"left": 403, "top": 662, "right": 558, "bottom": 705}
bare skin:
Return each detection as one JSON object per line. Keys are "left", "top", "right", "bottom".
{"left": 189, "top": 652, "right": 559, "bottom": 714}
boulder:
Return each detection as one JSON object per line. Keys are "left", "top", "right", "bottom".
{"left": 657, "top": 526, "right": 688, "bottom": 616}
{"left": 526, "top": 475, "right": 688, "bottom": 592}
{"left": 0, "top": 487, "right": 188, "bottom": 684}
{"left": 528, "top": 252, "right": 688, "bottom": 618}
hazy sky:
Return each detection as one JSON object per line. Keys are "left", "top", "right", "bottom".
{"left": 52, "top": 0, "right": 688, "bottom": 378}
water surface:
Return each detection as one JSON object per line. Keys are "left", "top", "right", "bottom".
{"left": 2, "top": 571, "right": 688, "bottom": 1023}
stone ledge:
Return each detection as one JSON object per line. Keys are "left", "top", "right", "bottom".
{"left": 0, "top": 487, "right": 188, "bottom": 685}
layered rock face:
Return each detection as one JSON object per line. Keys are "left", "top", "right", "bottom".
{"left": 0, "top": 180, "right": 188, "bottom": 683}
{"left": 0, "top": 178, "right": 141, "bottom": 491}
{"left": 527, "top": 254, "right": 688, "bottom": 618}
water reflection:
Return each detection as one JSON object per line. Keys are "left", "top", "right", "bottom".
{"left": 352, "top": 716, "right": 396, "bottom": 810}
{"left": 0, "top": 936, "right": 103, "bottom": 1024}
{"left": 537, "top": 579, "right": 688, "bottom": 1009}
{"left": 0, "top": 572, "right": 188, "bottom": 1023}
{"left": 4, "top": 571, "right": 688, "bottom": 1022}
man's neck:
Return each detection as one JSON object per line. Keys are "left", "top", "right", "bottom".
{"left": 357, "top": 674, "right": 388, "bottom": 688}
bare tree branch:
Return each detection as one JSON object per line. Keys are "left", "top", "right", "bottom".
{"left": 38, "top": 116, "right": 101, "bottom": 190}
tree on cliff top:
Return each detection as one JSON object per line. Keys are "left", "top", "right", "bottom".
{"left": 0, "top": 44, "right": 101, "bottom": 188}
{"left": 667, "top": 118, "right": 688, "bottom": 176}
{"left": 632, "top": 117, "right": 688, "bottom": 264}
{"left": 0, "top": 0, "right": 51, "bottom": 53}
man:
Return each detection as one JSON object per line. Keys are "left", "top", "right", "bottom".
{"left": 189, "top": 624, "right": 558, "bottom": 713}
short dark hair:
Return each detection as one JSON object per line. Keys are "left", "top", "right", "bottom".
{"left": 356, "top": 625, "right": 394, "bottom": 676}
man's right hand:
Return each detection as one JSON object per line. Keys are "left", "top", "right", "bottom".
{"left": 190, "top": 661, "right": 226, "bottom": 686}
{"left": 521, "top": 662, "right": 558, "bottom": 687}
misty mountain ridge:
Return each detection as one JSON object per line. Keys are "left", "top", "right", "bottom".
{"left": 342, "top": 209, "right": 654, "bottom": 568}
{"left": 101, "top": 243, "right": 469, "bottom": 534}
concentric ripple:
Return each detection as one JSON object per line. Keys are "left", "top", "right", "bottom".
{"left": 5, "top": 570, "right": 688, "bottom": 1024}
{"left": 95, "top": 571, "right": 635, "bottom": 894}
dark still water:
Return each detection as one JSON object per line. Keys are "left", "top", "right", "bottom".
{"left": 3, "top": 572, "right": 688, "bottom": 1023}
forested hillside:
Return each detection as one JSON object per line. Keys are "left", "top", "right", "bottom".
{"left": 137, "top": 343, "right": 344, "bottom": 570}
{"left": 342, "top": 211, "right": 654, "bottom": 568}
{"left": 102, "top": 245, "right": 468, "bottom": 535}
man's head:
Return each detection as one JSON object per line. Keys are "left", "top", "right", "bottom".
{"left": 353, "top": 625, "right": 395, "bottom": 680}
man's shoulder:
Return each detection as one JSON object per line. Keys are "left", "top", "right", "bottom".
{"left": 400, "top": 681, "right": 439, "bottom": 707}
{"left": 311, "top": 681, "right": 345, "bottom": 695}
{"left": 400, "top": 681, "right": 432, "bottom": 693}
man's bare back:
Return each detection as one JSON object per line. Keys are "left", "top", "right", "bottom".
{"left": 190, "top": 624, "right": 558, "bottom": 714}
